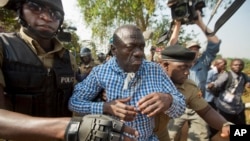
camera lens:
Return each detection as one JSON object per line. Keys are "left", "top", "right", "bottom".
{"left": 174, "top": 3, "right": 188, "bottom": 19}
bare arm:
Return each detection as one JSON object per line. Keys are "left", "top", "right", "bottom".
{"left": 0, "top": 109, "right": 69, "bottom": 141}
{"left": 196, "top": 105, "right": 230, "bottom": 137}
{"left": 168, "top": 20, "right": 181, "bottom": 46}
{"left": 194, "top": 11, "right": 220, "bottom": 44}
{"left": 197, "top": 105, "right": 227, "bottom": 130}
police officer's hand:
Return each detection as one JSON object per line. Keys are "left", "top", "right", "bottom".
{"left": 245, "top": 82, "right": 250, "bottom": 88}
{"left": 65, "top": 114, "right": 139, "bottom": 141}
{"left": 137, "top": 92, "right": 173, "bottom": 117}
{"left": 220, "top": 124, "right": 231, "bottom": 138}
{"left": 220, "top": 122, "right": 234, "bottom": 138}
{"left": 103, "top": 97, "right": 137, "bottom": 122}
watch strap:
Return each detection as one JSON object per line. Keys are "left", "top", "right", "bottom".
{"left": 65, "top": 117, "right": 82, "bottom": 141}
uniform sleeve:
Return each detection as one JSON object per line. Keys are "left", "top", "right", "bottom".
{"left": 68, "top": 68, "right": 104, "bottom": 114}
{"left": 187, "top": 83, "right": 208, "bottom": 111}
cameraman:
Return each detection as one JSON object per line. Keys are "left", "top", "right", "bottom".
{"left": 167, "top": 10, "right": 221, "bottom": 141}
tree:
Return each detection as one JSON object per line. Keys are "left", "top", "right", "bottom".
{"left": 0, "top": 8, "right": 19, "bottom": 32}
{"left": 77, "top": 0, "right": 232, "bottom": 45}
{"left": 77, "top": 0, "right": 158, "bottom": 42}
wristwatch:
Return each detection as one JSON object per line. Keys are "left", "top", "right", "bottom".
{"left": 65, "top": 117, "right": 82, "bottom": 141}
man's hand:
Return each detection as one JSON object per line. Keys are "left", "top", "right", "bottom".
{"left": 137, "top": 93, "right": 172, "bottom": 117}
{"left": 207, "top": 82, "right": 215, "bottom": 89}
{"left": 194, "top": 10, "right": 204, "bottom": 26}
{"left": 103, "top": 97, "right": 137, "bottom": 121}
{"left": 66, "top": 114, "right": 139, "bottom": 141}
{"left": 220, "top": 124, "right": 230, "bottom": 138}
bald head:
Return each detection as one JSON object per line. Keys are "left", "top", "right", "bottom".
{"left": 113, "top": 24, "right": 145, "bottom": 47}
{"left": 214, "top": 58, "right": 227, "bottom": 66}
{"left": 213, "top": 58, "right": 227, "bottom": 73}
{"left": 111, "top": 24, "right": 145, "bottom": 72}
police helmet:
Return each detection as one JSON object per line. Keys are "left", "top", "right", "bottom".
{"left": 80, "top": 47, "right": 91, "bottom": 57}
{"left": 1, "top": 0, "right": 64, "bottom": 16}
{"left": 97, "top": 53, "right": 105, "bottom": 58}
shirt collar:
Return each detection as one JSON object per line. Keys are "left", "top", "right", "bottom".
{"left": 19, "top": 27, "right": 65, "bottom": 57}
{"left": 175, "top": 83, "right": 185, "bottom": 90}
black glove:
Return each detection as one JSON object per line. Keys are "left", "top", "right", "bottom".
{"left": 65, "top": 114, "right": 126, "bottom": 141}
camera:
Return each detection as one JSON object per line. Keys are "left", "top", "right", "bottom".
{"left": 167, "top": 0, "right": 205, "bottom": 25}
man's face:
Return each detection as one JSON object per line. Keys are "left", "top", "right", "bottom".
{"left": 22, "top": 1, "right": 62, "bottom": 38}
{"left": 98, "top": 54, "right": 106, "bottom": 62}
{"left": 231, "top": 60, "right": 244, "bottom": 74}
{"left": 160, "top": 61, "right": 192, "bottom": 85}
{"left": 81, "top": 54, "right": 91, "bottom": 64}
{"left": 216, "top": 61, "right": 227, "bottom": 72}
{"left": 113, "top": 26, "right": 145, "bottom": 72}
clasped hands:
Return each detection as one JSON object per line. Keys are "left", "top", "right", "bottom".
{"left": 103, "top": 92, "right": 173, "bottom": 121}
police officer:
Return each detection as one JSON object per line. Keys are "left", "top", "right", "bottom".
{"left": 0, "top": 109, "right": 139, "bottom": 141}
{"left": 97, "top": 52, "right": 106, "bottom": 64}
{"left": 154, "top": 45, "right": 232, "bottom": 141}
{"left": 0, "top": 0, "right": 77, "bottom": 117}
{"left": 76, "top": 47, "right": 98, "bottom": 82}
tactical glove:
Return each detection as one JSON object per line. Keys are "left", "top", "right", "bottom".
{"left": 65, "top": 114, "right": 128, "bottom": 141}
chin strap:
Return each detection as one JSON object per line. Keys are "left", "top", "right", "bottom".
{"left": 17, "top": 6, "right": 59, "bottom": 39}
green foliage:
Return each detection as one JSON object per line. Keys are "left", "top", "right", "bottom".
{"left": 76, "top": 0, "right": 232, "bottom": 45}
{"left": 77, "top": 0, "right": 156, "bottom": 42}
{"left": 0, "top": 8, "right": 20, "bottom": 32}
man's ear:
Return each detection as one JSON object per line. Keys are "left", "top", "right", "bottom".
{"left": 110, "top": 44, "right": 116, "bottom": 56}
{"left": 160, "top": 61, "right": 169, "bottom": 70}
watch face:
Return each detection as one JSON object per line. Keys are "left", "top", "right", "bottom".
{"left": 69, "top": 122, "right": 81, "bottom": 133}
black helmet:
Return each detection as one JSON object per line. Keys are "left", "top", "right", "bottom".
{"left": 80, "top": 47, "right": 91, "bottom": 57}
{"left": 97, "top": 52, "right": 105, "bottom": 58}
{"left": 1, "top": 0, "right": 65, "bottom": 39}
{"left": 0, "top": 0, "right": 64, "bottom": 16}
{"left": 31, "top": 0, "right": 64, "bottom": 16}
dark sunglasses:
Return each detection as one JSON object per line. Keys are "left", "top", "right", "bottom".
{"left": 25, "top": 1, "right": 63, "bottom": 21}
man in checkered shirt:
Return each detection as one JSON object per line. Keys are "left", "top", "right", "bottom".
{"left": 69, "top": 24, "right": 186, "bottom": 141}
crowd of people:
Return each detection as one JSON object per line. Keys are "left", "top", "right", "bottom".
{"left": 0, "top": 0, "right": 249, "bottom": 141}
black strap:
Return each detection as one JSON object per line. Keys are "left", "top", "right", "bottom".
{"left": 205, "top": 0, "right": 246, "bottom": 36}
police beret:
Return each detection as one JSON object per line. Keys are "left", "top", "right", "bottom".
{"left": 161, "top": 45, "right": 196, "bottom": 62}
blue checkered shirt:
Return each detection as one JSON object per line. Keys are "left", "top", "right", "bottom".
{"left": 69, "top": 57, "right": 186, "bottom": 141}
